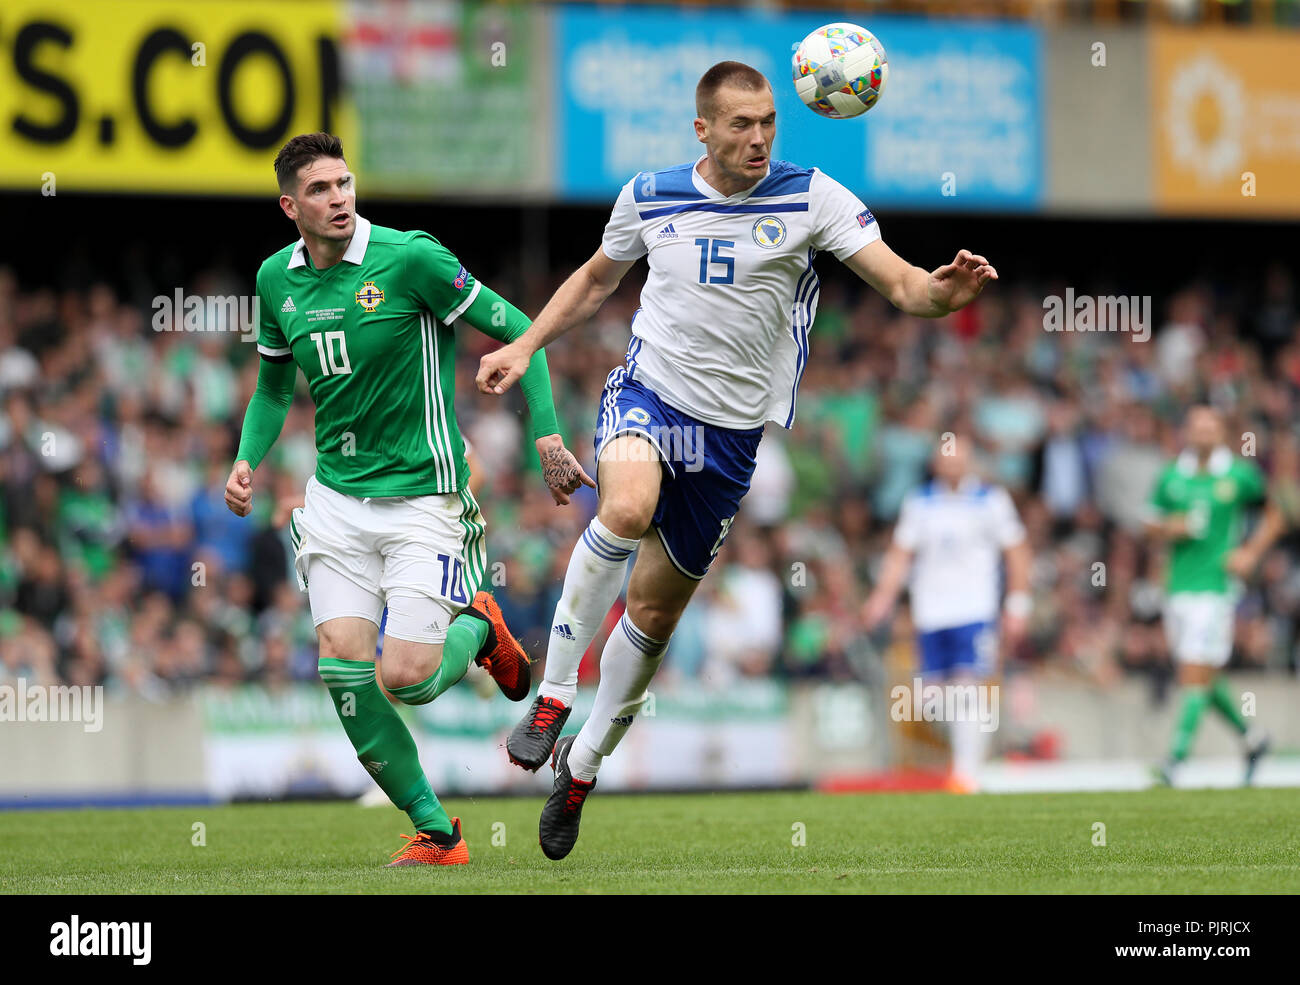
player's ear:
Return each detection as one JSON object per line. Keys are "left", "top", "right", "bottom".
{"left": 694, "top": 116, "right": 708, "bottom": 143}
{"left": 279, "top": 193, "right": 297, "bottom": 221}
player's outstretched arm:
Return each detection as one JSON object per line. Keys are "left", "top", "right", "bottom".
{"left": 460, "top": 284, "right": 595, "bottom": 504}
{"left": 844, "top": 241, "right": 997, "bottom": 317}
{"left": 476, "top": 247, "right": 634, "bottom": 396}
{"left": 226, "top": 358, "right": 296, "bottom": 516}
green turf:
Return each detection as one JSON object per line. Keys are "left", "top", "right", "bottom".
{"left": 2, "top": 788, "right": 1298, "bottom": 894}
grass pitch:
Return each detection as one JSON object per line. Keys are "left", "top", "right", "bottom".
{"left": 2, "top": 788, "right": 1297, "bottom": 894}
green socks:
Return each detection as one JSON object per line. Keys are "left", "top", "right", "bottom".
{"left": 1170, "top": 688, "right": 1209, "bottom": 763}
{"left": 1209, "top": 675, "right": 1249, "bottom": 735}
{"left": 315, "top": 616, "right": 491, "bottom": 834}
{"left": 387, "top": 612, "right": 489, "bottom": 705}
{"left": 318, "top": 657, "right": 451, "bottom": 835}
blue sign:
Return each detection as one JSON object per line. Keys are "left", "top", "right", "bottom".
{"left": 553, "top": 6, "right": 1042, "bottom": 210}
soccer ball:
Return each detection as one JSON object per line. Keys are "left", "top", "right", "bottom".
{"left": 792, "top": 23, "right": 888, "bottom": 119}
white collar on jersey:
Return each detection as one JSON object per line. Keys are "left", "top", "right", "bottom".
{"left": 934, "top": 473, "right": 983, "bottom": 495}
{"left": 287, "top": 215, "right": 372, "bottom": 269}
{"left": 1176, "top": 445, "right": 1232, "bottom": 477}
{"left": 690, "top": 153, "right": 771, "bottom": 201}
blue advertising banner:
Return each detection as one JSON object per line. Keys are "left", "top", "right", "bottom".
{"left": 553, "top": 6, "right": 1042, "bottom": 210}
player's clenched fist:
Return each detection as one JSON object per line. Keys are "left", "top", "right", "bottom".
{"left": 477, "top": 340, "right": 533, "bottom": 396}
{"left": 225, "top": 460, "right": 254, "bottom": 517}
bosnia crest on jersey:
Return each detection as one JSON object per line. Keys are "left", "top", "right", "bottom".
{"left": 752, "top": 216, "right": 787, "bottom": 249}
{"left": 355, "top": 281, "right": 385, "bottom": 312}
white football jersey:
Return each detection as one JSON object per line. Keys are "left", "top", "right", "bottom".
{"left": 601, "top": 155, "right": 881, "bottom": 430}
{"left": 893, "top": 477, "right": 1026, "bottom": 632}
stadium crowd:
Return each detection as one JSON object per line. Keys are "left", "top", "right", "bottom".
{"left": 1, "top": 256, "right": 1298, "bottom": 699}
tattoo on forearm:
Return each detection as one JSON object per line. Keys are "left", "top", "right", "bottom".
{"left": 542, "top": 447, "right": 577, "bottom": 488}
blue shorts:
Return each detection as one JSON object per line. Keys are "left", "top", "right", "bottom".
{"left": 917, "top": 621, "right": 998, "bottom": 678}
{"left": 594, "top": 368, "right": 763, "bottom": 580}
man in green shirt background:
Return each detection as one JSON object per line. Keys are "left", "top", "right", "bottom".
{"left": 224, "top": 133, "right": 592, "bottom": 865}
{"left": 1144, "top": 405, "right": 1271, "bottom": 786}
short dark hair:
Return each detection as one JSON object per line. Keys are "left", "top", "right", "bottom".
{"left": 274, "top": 132, "right": 346, "bottom": 192}
{"left": 695, "top": 61, "right": 771, "bottom": 120}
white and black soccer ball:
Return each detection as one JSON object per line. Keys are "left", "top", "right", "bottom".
{"left": 792, "top": 22, "right": 888, "bottom": 119}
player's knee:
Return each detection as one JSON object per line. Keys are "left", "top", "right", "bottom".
{"left": 625, "top": 597, "right": 681, "bottom": 643}
{"left": 378, "top": 640, "right": 442, "bottom": 692}
{"left": 598, "top": 497, "right": 654, "bottom": 541}
{"left": 316, "top": 622, "right": 371, "bottom": 664}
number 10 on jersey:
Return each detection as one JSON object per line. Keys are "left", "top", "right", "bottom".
{"left": 438, "top": 553, "right": 468, "bottom": 605}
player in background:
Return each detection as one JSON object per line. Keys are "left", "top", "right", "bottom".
{"left": 1144, "top": 405, "right": 1271, "bottom": 786}
{"left": 861, "top": 439, "right": 1031, "bottom": 792}
{"left": 225, "top": 133, "right": 592, "bottom": 865}
{"left": 475, "top": 62, "right": 997, "bottom": 859}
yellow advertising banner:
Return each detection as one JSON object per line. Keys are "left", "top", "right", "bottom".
{"left": 0, "top": 0, "right": 349, "bottom": 194}
{"left": 1153, "top": 28, "right": 1300, "bottom": 216}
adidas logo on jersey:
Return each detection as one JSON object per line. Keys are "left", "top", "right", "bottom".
{"left": 552, "top": 623, "right": 576, "bottom": 641}
{"left": 656, "top": 223, "right": 678, "bottom": 240}
{"left": 281, "top": 296, "right": 296, "bottom": 312}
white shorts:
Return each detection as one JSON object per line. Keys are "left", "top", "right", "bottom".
{"left": 1163, "top": 592, "right": 1235, "bottom": 667}
{"left": 289, "top": 475, "right": 487, "bottom": 644}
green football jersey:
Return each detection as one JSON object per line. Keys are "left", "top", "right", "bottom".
{"left": 1148, "top": 448, "right": 1266, "bottom": 595}
{"left": 254, "top": 218, "right": 479, "bottom": 497}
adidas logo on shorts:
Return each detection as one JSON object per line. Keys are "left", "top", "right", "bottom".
{"left": 552, "top": 623, "right": 576, "bottom": 641}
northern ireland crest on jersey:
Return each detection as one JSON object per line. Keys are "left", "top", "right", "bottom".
{"left": 752, "top": 216, "right": 787, "bottom": 249}
{"left": 355, "top": 281, "right": 385, "bottom": 312}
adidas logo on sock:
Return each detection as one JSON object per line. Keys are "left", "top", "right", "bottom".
{"left": 364, "top": 759, "right": 388, "bottom": 776}
{"left": 281, "top": 296, "right": 296, "bottom": 312}
{"left": 656, "top": 223, "right": 678, "bottom": 240}
{"left": 552, "top": 623, "right": 576, "bottom": 641}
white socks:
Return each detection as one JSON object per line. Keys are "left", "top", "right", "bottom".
{"left": 568, "top": 612, "right": 668, "bottom": 781}
{"left": 538, "top": 517, "right": 638, "bottom": 707}
{"left": 950, "top": 714, "right": 988, "bottom": 788}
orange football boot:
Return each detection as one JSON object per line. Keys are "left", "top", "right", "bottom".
{"left": 466, "top": 591, "right": 532, "bottom": 702}
{"left": 385, "top": 818, "right": 469, "bottom": 866}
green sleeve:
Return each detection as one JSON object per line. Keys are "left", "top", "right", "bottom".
{"left": 406, "top": 232, "right": 480, "bottom": 323}
{"left": 235, "top": 358, "right": 296, "bottom": 469}
{"left": 1148, "top": 467, "right": 1173, "bottom": 514}
{"left": 460, "top": 282, "right": 560, "bottom": 441}
{"left": 254, "top": 263, "right": 291, "bottom": 356}
{"left": 1237, "top": 460, "right": 1267, "bottom": 505}
{"left": 406, "top": 231, "right": 560, "bottom": 439}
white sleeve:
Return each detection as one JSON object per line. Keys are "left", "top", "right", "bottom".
{"left": 893, "top": 495, "right": 921, "bottom": 550}
{"left": 989, "top": 487, "right": 1027, "bottom": 548}
{"left": 600, "top": 178, "right": 648, "bottom": 262}
{"left": 809, "top": 169, "right": 881, "bottom": 261}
